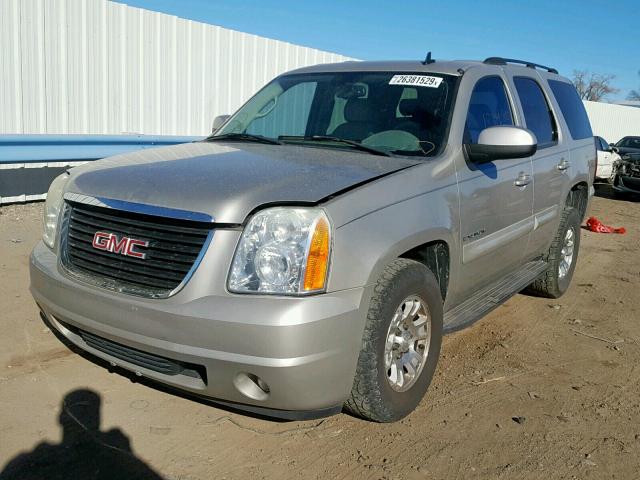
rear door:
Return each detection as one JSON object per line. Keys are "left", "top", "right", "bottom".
{"left": 595, "top": 136, "right": 613, "bottom": 179}
{"left": 454, "top": 72, "right": 534, "bottom": 295}
{"left": 506, "top": 72, "right": 568, "bottom": 259}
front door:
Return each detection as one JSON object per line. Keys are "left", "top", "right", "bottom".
{"left": 454, "top": 74, "right": 534, "bottom": 299}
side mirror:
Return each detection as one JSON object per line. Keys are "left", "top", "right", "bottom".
{"left": 465, "top": 126, "right": 537, "bottom": 163}
{"left": 211, "top": 114, "right": 230, "bottom": 133}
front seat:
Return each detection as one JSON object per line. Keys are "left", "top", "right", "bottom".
{"left": 330, "top": 99, "right": 377, "bottom": 141}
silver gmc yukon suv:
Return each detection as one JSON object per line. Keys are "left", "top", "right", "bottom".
{"left": 30, "top": 57, "right": 596, "bottom": 422}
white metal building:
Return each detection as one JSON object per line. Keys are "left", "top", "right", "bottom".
{"left": 0, "top": 0, "right": 353, "bottom": 136}
{"left": 583, "top": 101, "right": 640, "bottom": 143}
{"left": 1, "top": 0, "right": 639, "bottom": 142}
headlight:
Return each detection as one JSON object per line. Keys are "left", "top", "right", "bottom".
{"left": 228, "top": 207, "right": 331, "bottom": 295}
{"left": 43, "top": 173, "right": 70, "bottom": 249}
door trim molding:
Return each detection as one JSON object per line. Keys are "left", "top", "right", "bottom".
{"left": 533, "top": 205, "right": 559, "bottom": 230}
{"left": 463, "top": 215, "right": 534, "bottom": 263}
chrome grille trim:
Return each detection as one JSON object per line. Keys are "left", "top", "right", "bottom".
{"left": 59, "top": 201, "right": 214, "bottom": 298}
{"left": 63, "top": 193, "right": 215, "bottom": 223}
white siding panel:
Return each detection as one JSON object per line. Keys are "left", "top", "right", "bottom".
{"left": 583, "top": 101, "right": 640, "bottom": 144}
{"left": 19, "top": 0, "right": 47, "bottom": 133}
{"left": 0, "top": 0, "right": 23, "bottom": 133}
{"left": 9, "top": 0, "right": 639, "bottom": 143}
{"left": 2, "top": 0, "right": 352, "bottom": 135}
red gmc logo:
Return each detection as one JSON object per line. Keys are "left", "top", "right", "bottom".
{"left": 92, "top": 231, "right": 149, "bottom": 259}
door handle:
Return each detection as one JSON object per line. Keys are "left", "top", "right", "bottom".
{"left": 514, "top": 172, "right": 531, "bottom": 187}
{"left": 557, "top": 158, "right": 570, "bottom": 171}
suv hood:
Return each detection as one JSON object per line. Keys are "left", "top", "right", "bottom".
{"left": 66, "top": 141, "right": 419, "bottom": 224}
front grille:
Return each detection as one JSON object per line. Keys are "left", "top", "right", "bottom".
{"left": 61, "top": 201, "right": 212, "bottom": 297}
{"left": 69, "top": 325, "right": 207, "bottom": 383}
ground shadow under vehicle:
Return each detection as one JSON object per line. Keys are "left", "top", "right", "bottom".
{"left": 594, "top": 182, "right": 639, "bottom": 201}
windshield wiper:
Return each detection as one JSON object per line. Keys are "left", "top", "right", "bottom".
{"left": 278, "top": 135, "right": 391, "bottom": 157}
{"left": 204, "top": 133, "right": 282, "bottom": 145}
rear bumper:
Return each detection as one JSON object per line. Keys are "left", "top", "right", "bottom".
{"left": 30, "top": 241, "right": 371, "bottom": 415}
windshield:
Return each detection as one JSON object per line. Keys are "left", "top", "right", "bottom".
{"left": 616, "top": 137, "right": 640, "bottom": 149}
{"left": 215, "top": 71, "right": 458, "bottom": 157}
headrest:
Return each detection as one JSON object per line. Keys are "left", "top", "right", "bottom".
{"left": 398, "top": 99, "right": 419, "bottom": 117}
{"left": 344, "top": 99, "right": 372, "bottom": 123}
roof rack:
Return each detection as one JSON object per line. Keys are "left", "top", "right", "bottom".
{"left": 483, "top": 57, "right": 558, "bottom": 74}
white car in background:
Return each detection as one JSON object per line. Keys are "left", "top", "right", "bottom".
{"left": 595, "top": 136, "right": 618, "bottom": 181}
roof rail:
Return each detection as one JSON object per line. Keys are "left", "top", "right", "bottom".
{"left": 483, "top": 57, "right": 558, "bottom": 74}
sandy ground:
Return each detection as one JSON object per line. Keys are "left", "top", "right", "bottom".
{"left": 0, "top": 187, "right": 638, "bottom": 480}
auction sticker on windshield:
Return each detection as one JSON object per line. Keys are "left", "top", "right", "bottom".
{"left": 389, "top": 75, "right": 443, "bottom": 88}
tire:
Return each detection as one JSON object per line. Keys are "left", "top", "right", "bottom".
{"left": 525, "top": 206, "right": 581, "bottom": 299}
{"left": 345, "top": 258, "right": 443, "bottom": 422}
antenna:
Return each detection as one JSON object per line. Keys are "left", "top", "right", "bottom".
{"left": 421, "top": 51, "right": 435, "bottom": 65}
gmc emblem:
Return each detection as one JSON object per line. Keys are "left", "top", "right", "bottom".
{"left": 92, "top": 231, "right": 149, "bottom": 259}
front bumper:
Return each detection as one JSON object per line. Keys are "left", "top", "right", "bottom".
{"left": 30, "top": 241, "right": 371, "bottom": 416}
{"left": 612, "top": 175, "right": 640, "bottom": 194}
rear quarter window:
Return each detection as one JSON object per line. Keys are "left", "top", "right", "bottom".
{"left": 548, "top": 80, "right": 593, "bottom": 140}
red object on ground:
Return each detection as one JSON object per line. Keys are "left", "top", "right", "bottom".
{"left": 585, "top": 216, "right": 626, "bottom": 234}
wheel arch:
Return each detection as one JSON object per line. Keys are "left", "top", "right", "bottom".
{"left": 360, "top": 228, "right": 454, "bottom": 296}
{"left": 566, "top": 181, "right": 589, "bottom": 220}
{"left": 399, "top": 240, "right": 450, "bottom": 301}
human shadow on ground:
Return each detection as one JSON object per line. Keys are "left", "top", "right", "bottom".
{"left": 0, "top": 388, "right": 164, "bottom": 480}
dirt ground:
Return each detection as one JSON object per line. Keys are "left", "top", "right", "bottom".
{"left": 0, "top": 187, "right": 638, "bottom": 480}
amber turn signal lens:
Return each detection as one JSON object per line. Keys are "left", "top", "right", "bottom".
{"left": 303, "top": 215, "right": 331, "bottom": 291}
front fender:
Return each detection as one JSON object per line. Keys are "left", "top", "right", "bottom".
{"left": 327, "top": 187, "right": 459, "bottom": 292}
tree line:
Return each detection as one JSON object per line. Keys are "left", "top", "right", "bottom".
{"left": 572, "top": 70, "right": 639, "bottom": 102}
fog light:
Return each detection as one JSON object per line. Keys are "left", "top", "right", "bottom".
{"left": 233, "top": 372, "right": 270, "bottom": 401}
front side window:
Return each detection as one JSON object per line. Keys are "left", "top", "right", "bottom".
{"left": 464, "top": 76, "right": 514, "bottom": 144}
{"left": 514, "top": 77, "right": 557, "bottom": 146}
{"left": 548, "top": 79, "right": 592, "bottom": 140}
{"left": 597, "top": 137, "right": 609, "bottom": 151}
{"left": 216, "top": 71, "right": 459, "bottom": 157}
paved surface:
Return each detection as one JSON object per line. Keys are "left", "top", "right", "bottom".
{"left": 1, "top": 187, "right": 639, "bottom": 479}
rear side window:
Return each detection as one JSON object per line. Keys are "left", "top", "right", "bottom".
{"left": 464, "top": 76, "right": 514, "bottom": 144}
{"left": 513, "top": 77, "right": 557, "bottom": 146}
{"left": 548, "top": 80, "right": 593, "bottom": 140}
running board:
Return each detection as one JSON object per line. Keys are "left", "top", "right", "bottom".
{"left": 443, "top": 260, "right": 548, "bottom": 334}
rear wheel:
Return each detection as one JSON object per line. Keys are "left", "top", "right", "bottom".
{"left": 525, "top": 207, "right": 581, "bottom": 298}
{"left": 345, "top": 259, "right": 443, "bottom": 422}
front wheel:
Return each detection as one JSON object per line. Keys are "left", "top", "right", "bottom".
{"left": 345, "top": 259, "right": 443, "bottom": 422}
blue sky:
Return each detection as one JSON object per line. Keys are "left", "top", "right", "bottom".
{"left": 117, "top": 0, "right": 638, "bottom": 101}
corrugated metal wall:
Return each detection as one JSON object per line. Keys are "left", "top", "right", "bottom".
{"left": 583, "top": 101, "right": 640, "bottom": 144}
{"left": 0, "top": 0, "right": 353, "bottom": 136}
